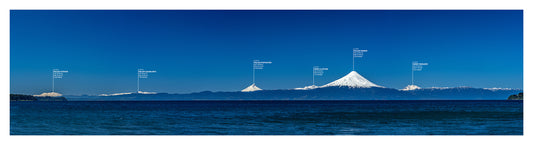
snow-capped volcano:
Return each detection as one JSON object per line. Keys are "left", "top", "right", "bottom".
{"left": 321, "top": 71, "right": 382, "bottom": 88}
{"left": 34, "top": 92, "right": 63, "bottom": 97}
{"left": 400, "top": 85, "right": 421, "bottom": 91}
{"left": 242, "top": 83, "right": 262, "bottom": 92}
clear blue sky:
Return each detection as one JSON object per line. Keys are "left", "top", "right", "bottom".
{"left": 10, "top": 10, "right": 523, "bottom": 95}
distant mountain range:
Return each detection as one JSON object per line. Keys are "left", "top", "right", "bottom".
{"left": 50, "top": 70, "right": 521, "bottom": 101}
{"left": 64, "top": 87, "right": 521, "bottom": 101}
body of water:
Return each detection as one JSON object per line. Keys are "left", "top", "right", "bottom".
{"left": 10, "top": 100, "right": 523, "bottom": 135}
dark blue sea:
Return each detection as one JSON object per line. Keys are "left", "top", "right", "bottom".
{"left": 10, "top": 100, "right": 523, "bottom": 135}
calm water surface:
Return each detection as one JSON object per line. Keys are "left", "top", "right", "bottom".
{"left": 10, "top": 100, "right": 523, "bottom": 135}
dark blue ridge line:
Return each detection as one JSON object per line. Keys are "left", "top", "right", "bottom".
{"left": 62, "top": 87, "right": 522, "bottom": 101}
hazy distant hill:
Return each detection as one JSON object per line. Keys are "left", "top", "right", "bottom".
{"left": 64, "top": 87, "right": 521, "bottom": 101}
{"left": 10, "top": 94, "right": 67, "bottom": 101}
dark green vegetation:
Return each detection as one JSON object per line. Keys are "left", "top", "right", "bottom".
{"left": 35, "top": 96, "right": 68, "bottom": 101}
{"left": 508, "top": 92, "right": 523, "bottom": 100}
{"left": 10, "top": 94, "right": 37, "bottom": 101}
{"left": 10, "top": 94, "right": 67, "bottom": 101}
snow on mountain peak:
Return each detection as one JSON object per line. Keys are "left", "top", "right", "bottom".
{"left": 98, "top": 91, "right": 157, "bottom": 96}
{"left": 294, "top": 85, "right": 319, "bottom": 90}
{"left": 400, "top": 85, "right": 421, "bottom": 91}
{"left": 34, "top": 92, "right": 63, "bottom": 97}
{"left": 321, "top": 71, "right": 382, "bottom": 88}
{"left": 241, "top": 83, "right": 262, "bottom": 92}
{"left": 483, "top": 87, "right": 521, "bottom": 91}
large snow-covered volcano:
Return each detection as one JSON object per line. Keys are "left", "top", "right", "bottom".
{"left": 321, "top": 71, "right": 382, "bottom": 88}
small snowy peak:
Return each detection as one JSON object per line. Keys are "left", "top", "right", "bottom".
{"left": 242, "top": 83, "right": 262, "bottom": 92}
{"left": 425, "top": 86, "right": 515, "bottom": 90}
{"left": 99, "top": 91, "right": 157, "bottom": 96}
{"left": 483, "top": 88, "right": 521, "bottom": 91}
{"left": 400, "top": 85, "right": 421, "bottom": 91}
{"left": 294, "top": 85, "right": 319, "bottom": 90}
{"left": 137, "top": 91, "right": 157, "bottom": 94}
{"left": 427, "top": 87, "right": 451, "bottom": 90}
{"left": 99, "top": 92, "right": 133, "bottom": 96}
{"left": 34, "top": 92, "right": 63, "bottom": 97}
{"left": 321, "top": 71, "right": 382, "bottom": 88}
{"left": 427, "top": 86, "right": 471, "bottom": 90}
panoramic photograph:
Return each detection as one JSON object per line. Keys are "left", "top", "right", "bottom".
{"left": 10, "top": 10, "right": 523, "bottom": 135}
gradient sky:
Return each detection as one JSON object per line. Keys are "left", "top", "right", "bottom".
{"left": 10, "top": 10, "right": 523, "bottom": 95}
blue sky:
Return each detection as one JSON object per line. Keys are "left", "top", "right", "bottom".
{"left": 10, "top": 10, "right": 523, "bottom": 95}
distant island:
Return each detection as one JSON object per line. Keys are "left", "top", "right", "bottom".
{"left": 10, "top": 94, "right": 67, "bottom": 101}
{"left": 507, "top": 92, "right": 523, "bottom": 100}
